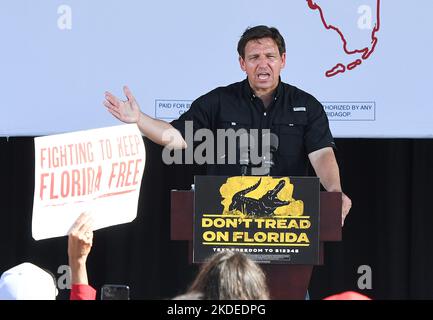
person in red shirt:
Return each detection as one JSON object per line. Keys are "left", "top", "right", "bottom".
{"left": 323, "top": 291, "right": 371, "bottom": 300}
{"left": 68, "top": 212, "right": 96, "bottom": 300}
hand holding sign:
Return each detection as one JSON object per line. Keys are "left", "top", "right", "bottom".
{"left": 68, "top": 212, "right": 94, "bottom": 286}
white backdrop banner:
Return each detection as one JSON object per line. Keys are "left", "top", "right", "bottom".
{"left": 0, "top": 0, "right": 432, "bottom": 138}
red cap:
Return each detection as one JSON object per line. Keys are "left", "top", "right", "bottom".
{"left": 323, "top": 291, "right": 371, "bottom": 300}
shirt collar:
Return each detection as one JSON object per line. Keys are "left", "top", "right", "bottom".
{"left": 242, "top": 77, "right": 283, "bottom": 101}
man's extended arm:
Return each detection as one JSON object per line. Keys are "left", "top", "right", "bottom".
{"left": 308, "top": 147, "right": 352, "bottom": 226}
{"left": 104, "top": 86, "right": 186, "bottom": 149}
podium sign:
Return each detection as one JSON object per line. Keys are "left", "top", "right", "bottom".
{"left": 193, "top": 176, "right": 320, "bottom": 264}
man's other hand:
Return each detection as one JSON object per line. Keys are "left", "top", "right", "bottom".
{"left": 104, "top": 86, "right": 141, "bottom": 124}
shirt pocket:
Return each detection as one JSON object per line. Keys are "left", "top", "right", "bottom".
{"left": 216, "top": 115, "right": 251, "bottom": 131}
{"left": 272, "top": 112, "right": 307, "bottom": 156}
{"left": 214, "top": 116, "right": 251, "bottom": 163}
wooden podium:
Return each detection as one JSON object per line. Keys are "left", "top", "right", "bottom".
{"left": 170, "top": 190, "right": 342, "bottom": 299}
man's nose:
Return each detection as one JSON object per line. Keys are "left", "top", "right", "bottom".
{"left": 257, "top": 56, "right": 267, "bottom": 66}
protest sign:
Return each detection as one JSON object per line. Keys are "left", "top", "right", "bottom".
{"left": 32, "top": 124, "right": 145, "bottom": 240}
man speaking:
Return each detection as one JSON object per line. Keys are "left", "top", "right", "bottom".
{"left": 103, "top": 25, "right": 351, "bottom": 225}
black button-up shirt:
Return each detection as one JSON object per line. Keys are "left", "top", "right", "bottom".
{"left": 171, "top": 78, "right": 334, "bottom": 176}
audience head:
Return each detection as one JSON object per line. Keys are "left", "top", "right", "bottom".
{"left": 184, "top": 251, "right": 269, "bottom": 300}
{"left": 0, "top": 262, "right": 57, "bottom": 300}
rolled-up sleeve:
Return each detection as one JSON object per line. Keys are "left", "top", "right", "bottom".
{"left": 170, "top": 92, "right": 217, "bottom": 139}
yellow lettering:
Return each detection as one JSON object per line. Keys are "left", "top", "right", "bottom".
{"left": 254, "top": 232, "right": 267, "bottom": 243}
{"left": 213, "top": 218, "right": 225, "bottom": 228}
{"left": 267, "top": 232, "right": 279, "bottom": 242}
{"left": 297, "top": 233, "right": 310, "bottom": 243}
{"left": 287, "top": 219, "right": 299, "bottom": 229}
{"left": 215, "top": 231, "right": 229, "bottom": 241}
{"left": 255, "top": 218, "right": 265, "bottom": 228}
{"left": 203, "top": 231, "right": 216, "bottom": 241}
{"left": 276, "top": 219, "right": 287, "bottom": 228}
{"left": 232, "top": 231, "right": 243, "bottom": 242}
{"left": 265, "top": 220, "right": 276, "bottom": 228}
{"left": 242, "top": 218, "right": 253, "bottom": 228}
{"left": 300, "top": 220, "right": 311, "bottom": 229}
{"left": 285, "top": 233, "right": 298, "bottom": 242}
{"left": 202, "top": 231, "right": 229, "bottom": 242}
{"left": 202, "top": 218, "right": 213, "bottom": 227}
{"left": 225, "top": 218, "right": 238, "bottom": 228}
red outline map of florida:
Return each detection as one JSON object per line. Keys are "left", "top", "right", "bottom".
{"left": 307, "top": 0, "right": 381, "bottom": 77}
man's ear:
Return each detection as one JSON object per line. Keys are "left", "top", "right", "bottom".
{"left": 239, "top": 56, "right": 247, "bottom": 72}
{"left": 281, "top": 52, "right": 286, "bottom": 69}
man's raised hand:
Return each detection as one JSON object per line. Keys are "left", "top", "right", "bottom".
{"left": 104, "top": 86, "right": 141, "bottom": 124}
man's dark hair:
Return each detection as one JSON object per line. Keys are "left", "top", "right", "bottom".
{"left": 237, "top": 25, "right": 286, "bottom": 59}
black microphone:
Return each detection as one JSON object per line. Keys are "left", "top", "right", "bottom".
{"left": 239, "top": 133, "right": 250, "bottom": 176}
{"left": 262, "top": 132, "right": 279, "bottom": 175}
